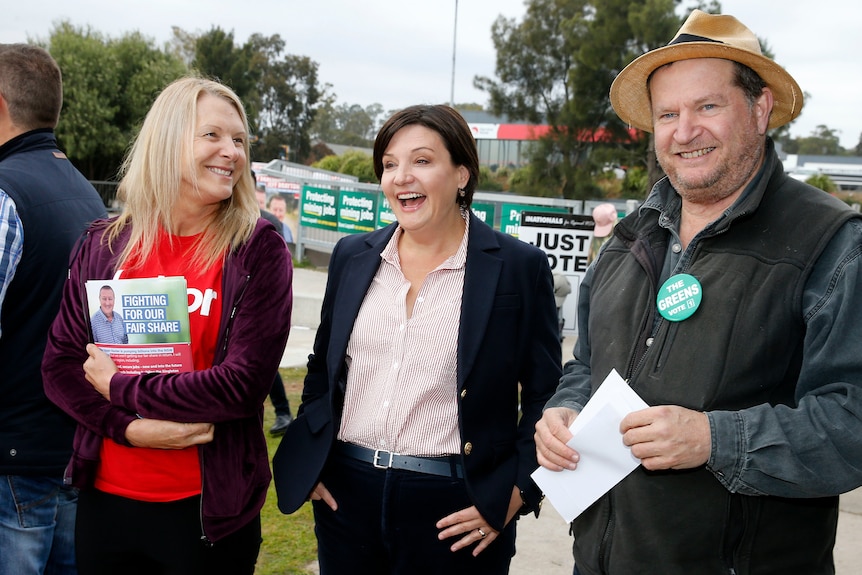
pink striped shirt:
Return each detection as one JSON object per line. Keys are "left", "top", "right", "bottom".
{"left": 337, "top": 217, "right": 469, "bottom": 457}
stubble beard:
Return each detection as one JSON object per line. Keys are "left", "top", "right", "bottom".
{"left": 659, "top": 141, "right": 765, "bottom": 206}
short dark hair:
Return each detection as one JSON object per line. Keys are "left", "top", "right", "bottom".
{"left": 267, "top": 194, "right": 286, "bottom": 207}
{"left": 732, "top": 61, "right": 768, "bottom": 106}
{"left": 0, "top": 44, "right": 62, "bottom": 129}
{"left": 373, "top": 105, "right": 479, "bottom": 208}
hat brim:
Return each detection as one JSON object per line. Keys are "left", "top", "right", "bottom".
{"left": 593, "top": 223, "right": 614, "bottom": 238}
{"left": 609, "top": 42, "right": 803, "bottom": 133}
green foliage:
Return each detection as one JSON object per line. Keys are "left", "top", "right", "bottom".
{"left": 473, "top": 0, "right": 681, "bottom": 199}
{"left": 796, "top": 125, "right": 843, "bottom": 156}
{"left": 507, "top": 162, "right": 601, "bottom": 198}
{"left": 252, "top": 43, "right": 325, "bottom": 164}
{"left": 805, "top": 173, "right": 837, "bottom": 193}
{"left": 621, "top": 166, "right": 649, "bottom": 199}
{"left": 774, "top": 124, "right": 858, "bottom": 157}
{"left": 454, "top": 102, "right": 485, "bottom": 111}
{"left": 338, "top": 151, "right": 377, "bottom": 183}
{"left": 46, "top": 20, "right": 328, "bottom": 179}
{"left": 478, "top": 166, "right": 504, "bottom": 191}
{"left": 192, "top": 27, "right": 260, "bottom": 119}
{"left": 176, "top": 28, "right": 327, "bottom": 164}
{"left": 45, "top": 22, "right": 187, "bottom": 179}
{"left": 508, "top": 165, "right": 534, "bottom": 193}
{"left": 312, "top": 155, "right": 343, "bottom": 173}
{"left": 311, "top": 150, "right": 377, "bottom": 183}
{"left": 311, "top": 102, "right": 385, "bottom": 148}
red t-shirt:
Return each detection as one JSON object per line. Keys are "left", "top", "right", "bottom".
{"left": 94, "top": 231, "right": 223, "bottom": 502}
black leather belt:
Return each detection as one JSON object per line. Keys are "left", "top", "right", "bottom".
{"left": 336, "top": 442, "right": 463, "bottom": 479}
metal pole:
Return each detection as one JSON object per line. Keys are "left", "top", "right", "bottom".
{"left": 450, "top": 0, "right": 458, "bottom": 107}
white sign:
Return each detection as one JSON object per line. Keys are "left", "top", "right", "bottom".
{"left": 518, "top": 212, "right": 595, "bottom": 336}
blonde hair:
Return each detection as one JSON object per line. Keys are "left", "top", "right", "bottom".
{"left": 105, "top": 76, "right": 258, "bottom": 271}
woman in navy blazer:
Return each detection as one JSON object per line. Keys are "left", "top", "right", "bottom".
{"left": 273, "top": 105, "right": 561, "bottom": 574}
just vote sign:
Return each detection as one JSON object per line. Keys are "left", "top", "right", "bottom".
{"left": 518, "top": 211, "right": 595, "bottom": 336}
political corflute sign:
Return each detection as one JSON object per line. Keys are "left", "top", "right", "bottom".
{"left": 518, "top": 211, "right": 596, "bottom": 336}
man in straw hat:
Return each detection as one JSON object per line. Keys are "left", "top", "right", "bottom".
{"left": 536, "top": 10, "right": 862, "bottom": 574}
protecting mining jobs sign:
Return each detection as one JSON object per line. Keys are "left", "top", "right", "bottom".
{"left": 337, "top": 190, "right": 377, "bottom": 234}
{"left": 518, "top": 211, "right": 595, "bottom": 336}
{"left": 299, "top": 185, "right": 338, "bottom": 230}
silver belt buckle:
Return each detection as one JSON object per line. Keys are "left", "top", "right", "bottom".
{"left": 373, "top": 449, "right": 396, "bottom": 469}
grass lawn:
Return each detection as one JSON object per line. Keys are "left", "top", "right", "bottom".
{"left": 255, "top": 367, "right": 318, "bottom": 575}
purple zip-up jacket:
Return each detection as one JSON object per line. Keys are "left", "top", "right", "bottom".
{"left": 42, "top": 217, "right": 292, "bottom": 542}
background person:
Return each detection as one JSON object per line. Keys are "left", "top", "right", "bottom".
{"left": 90, "top": 285, "right": 128, "bottom": 344}
{"left": 551, "top": 272, "right": 571, "bottom": 342}
{"left": 535, "top": 11, "right": 862, "bottom": 574}
{"left": 0, "top": 43, "right": 107, "bottom": 575}
{"left": 586, "top": 203, "right": 617, "bottom": 264}
{"left": 273, "top": 104, "right": 561, "bottom": 574}
{"left": 251, "top": 171, "right": 294, "bottom": 436}
{"left": 267, "top": 194, "right": 294, "bottom": 244}
{"left": 42, "top": 76, "right": 292, "bottom": 575}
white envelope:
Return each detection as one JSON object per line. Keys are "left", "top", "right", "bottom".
{"left": 531, "top": 368, "right": 648, "bottom": 523}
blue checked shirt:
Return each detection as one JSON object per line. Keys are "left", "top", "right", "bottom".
{"left": 0, "top": 189, "right": 24, "bottom": 339}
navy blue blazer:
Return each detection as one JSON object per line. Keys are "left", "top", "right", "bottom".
{"left": 273, "top": 212, "right": 561, "bottom": 530}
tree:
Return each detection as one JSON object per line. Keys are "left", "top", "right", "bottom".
{"left": 795, "top": 125, "right": 843, "bottom": 156}
{"left": 311, "top": 102, "right": 385, "bottom": 147}
{"left": 476, "top": 1, "right": 815, "bottom": 198}
{"left": 168, "top": 26, "right": 197, "bottom": 67}
{"left": 187, "top": 30, "right": 327, "bottom": 164}
{"left": 312, "top": 150, "right": 376, "bottom": 183}
{"left": 455, "top": 102, "right": 485, "bottom": 111}
{"left": 191, "top": 27, "right": 260, "bottom": 120}
{"left": 475, "top": 0, "right": 681, "bottom": 199}
{"left": 805, "top": 173, "right": 837, "bottom": 193}
{"left": 45, "top": 22, "right": 187, "bottom": 180}
{"left": 112, "top": 32, "right": 189, "bottom": 135}
{"left": 245, "top": 34, "right": 326, "bottom": 164}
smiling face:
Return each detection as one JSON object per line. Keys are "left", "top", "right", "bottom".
{"left": 268, "top": 196, "right": 287, "bottom": 222}
{"left": 650, "top": 58, "right": 771, "bottom": 206}
{"left": 99, "top": 287, "right": 115, "bottom": 317}
{"left": 179, "top": 92, "right": 247, "bottom": 214}
{"left": 380, "top": 124, "right": 469, "bottom": 237}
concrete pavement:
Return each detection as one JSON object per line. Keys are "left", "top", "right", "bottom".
{"left": 281, "top": 267, "right": 862, "bottom": 573}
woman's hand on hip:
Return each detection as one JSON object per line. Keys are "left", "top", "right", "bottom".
{"left": 436, "top": 504, "right": 499, "bottom": 556}
{"left": 310, "top": 481, "right": 338, "bottom": 511}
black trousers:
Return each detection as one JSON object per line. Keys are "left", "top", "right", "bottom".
{"left": 313, "top": 450, "right": 516, "bottom": 575}
{"left": 269, "top": 371, "right": 292, "bottom": 417}
{"left": 76, "top": 489, "right": 261, "bottom": 575}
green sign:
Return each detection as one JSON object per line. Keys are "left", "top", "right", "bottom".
{"left": 500, "top": 203, "right": 569, "bottom": 237}
{"left": 470, "top": 202, "right": 496, "bottom": 228}
{"left": 377, "top": 195, "right": 397, "bottom": 229}
{"left": 299, "top": 186, "right": 338, "bottom": 230}
{"left": 337, "top": 190, "right": 378, "bottom": 234}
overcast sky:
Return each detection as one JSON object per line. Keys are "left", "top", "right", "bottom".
{"left": 4, "top": 0, "right": 860, "bottom": 149}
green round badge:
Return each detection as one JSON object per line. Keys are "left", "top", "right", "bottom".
{"left": 656, "top": 273, "right": 702, "bottom": 322}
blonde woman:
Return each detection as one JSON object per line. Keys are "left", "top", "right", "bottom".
{"left": 42, "top": 77, "right": 292, "bottom": 574}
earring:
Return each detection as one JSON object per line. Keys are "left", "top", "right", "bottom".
{"left": 457, "top": 187, "right": 466, "bottom": 197}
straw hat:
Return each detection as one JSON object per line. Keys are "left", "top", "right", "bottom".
{"left": 609, "top": 9, "right": 803, "bottom": 133}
